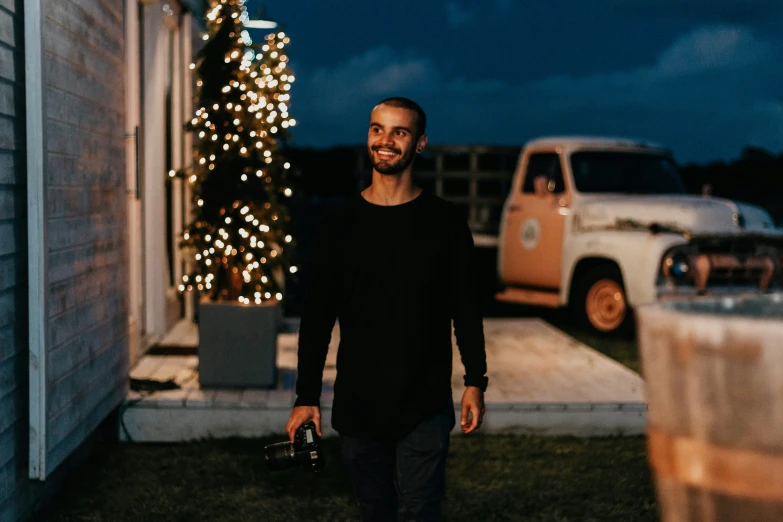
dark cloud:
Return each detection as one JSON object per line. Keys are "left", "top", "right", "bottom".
{"left": 291, "top": 25, "right": 783, "bottom": 163}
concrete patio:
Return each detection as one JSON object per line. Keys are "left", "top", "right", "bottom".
{"left": 120, "top": 318, "right": 646, "bottom": 442}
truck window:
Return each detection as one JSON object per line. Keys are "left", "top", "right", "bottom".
{"left": 570, "top": 151, "right": 687, "bottom": 194}
{"left": 522, "top": 153, "right": 564, "bottom": 194}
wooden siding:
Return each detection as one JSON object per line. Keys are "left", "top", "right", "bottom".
{"left": 41, "top": 0, "right": 129, "bottom": 476}
{"left": 0, "top": 0, "right": 128, "bottom": 520}
{"left": 0, "top": 0, "right": 28, "bottom": 518}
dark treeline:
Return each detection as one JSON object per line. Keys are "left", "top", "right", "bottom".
{"left": 680, "top": 147, "right": 783, "bottom": 226}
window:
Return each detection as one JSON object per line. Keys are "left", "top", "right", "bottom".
{"left": 570, "top": 152, "right": 686, "bottom": 194}
{"left": 522, "top": 153, "right": 564, "bottom": 193}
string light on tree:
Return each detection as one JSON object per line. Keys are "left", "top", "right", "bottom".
{"left": 173, "top": 0, "right": 298, "bottom": 304}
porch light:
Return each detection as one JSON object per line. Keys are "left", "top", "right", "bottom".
{"left": 243, "top": 19, "right": 278, "bottom": 30}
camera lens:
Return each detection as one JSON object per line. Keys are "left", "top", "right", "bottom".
{"left": 264, "top": 441, "right": 295, "bottom": 471}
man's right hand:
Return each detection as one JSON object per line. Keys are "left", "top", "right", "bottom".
{"left": 286, "top": 406, "right": 322, "bottom": 443}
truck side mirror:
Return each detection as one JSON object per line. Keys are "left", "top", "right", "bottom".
{"left": 533, "top": 175, "right": 551, "bottom": 197}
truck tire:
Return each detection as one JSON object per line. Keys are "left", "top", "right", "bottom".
{"left": 571, "top": 264, "right": 632, "bottom": 336}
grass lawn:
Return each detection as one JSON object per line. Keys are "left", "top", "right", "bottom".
{"left": 41, "top": 434, "right": 656, "bottom": 522}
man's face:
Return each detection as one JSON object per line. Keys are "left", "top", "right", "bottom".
{"left": 367, "top": 104, "right": 426, "bottom": 175}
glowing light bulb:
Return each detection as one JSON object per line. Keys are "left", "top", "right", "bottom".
{"left": 290, "top": 266, "right": 298, "bottom": 273}
{"left": 284, "top": 162, "right": 290, "bottom": 169}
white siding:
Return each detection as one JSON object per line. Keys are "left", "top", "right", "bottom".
{"left": 41, "top": 0, "right": 129, "bottom": 476}
{"left": 0, "top": 0, "right": 29, "bottom": 517}
{"left": 0, "top": 0, "right": 128, "bottom": 520}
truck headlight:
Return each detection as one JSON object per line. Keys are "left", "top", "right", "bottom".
{"left": 663, "top": 253, "right": 691, "bottom": 280}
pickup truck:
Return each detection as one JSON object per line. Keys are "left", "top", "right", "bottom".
{"left": 495, "top": 136, "right": 783, "bottom": 335}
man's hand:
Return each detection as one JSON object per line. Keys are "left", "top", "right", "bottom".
{"left": 460, "top": 386, "right": 485, "bottom": 434}
{"left": 286, "top": 406, "right": 322, "bottom": 443}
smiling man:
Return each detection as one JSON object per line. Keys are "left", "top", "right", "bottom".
{"left": 287, "top": 97, "right": 488, "bottom": 522}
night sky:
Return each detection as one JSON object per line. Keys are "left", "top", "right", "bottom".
{"left": 243, "top": 0, "right": 783, "bottom": 163}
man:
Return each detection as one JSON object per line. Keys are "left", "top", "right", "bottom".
{"left": 286, "top": 97, "right": 488, "bottom": 522}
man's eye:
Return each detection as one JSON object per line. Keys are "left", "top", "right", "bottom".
{"left": 395, "top": 131, "right": 405, "bottom": 136}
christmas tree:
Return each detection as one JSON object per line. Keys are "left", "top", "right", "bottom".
{"left": 176, "top": 0, "right": 298, "bottom": 305}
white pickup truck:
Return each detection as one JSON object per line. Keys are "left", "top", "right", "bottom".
{"left": 495, "top": 136, "right": 783, "bottom": 335}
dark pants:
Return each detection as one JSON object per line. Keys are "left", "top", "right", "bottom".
{"left": 340, "top": 404, "right": 455, "bottom": 522}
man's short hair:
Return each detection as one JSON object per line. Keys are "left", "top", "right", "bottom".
{"left": 377, "top": 97, "right": 427, "bottom": 138}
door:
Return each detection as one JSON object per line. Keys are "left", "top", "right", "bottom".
{"left": 125, "top": 0, "right": 145, "bottom": 365}
{"left": 501, "top": 151, "right": 570, "bottom": 289}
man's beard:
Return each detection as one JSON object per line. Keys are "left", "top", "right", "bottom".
{"left": 368, "top": 143, "right": 416, "bottom": 175}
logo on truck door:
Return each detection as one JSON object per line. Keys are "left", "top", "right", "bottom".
{"left": 520, "top": 218, "right": 541, "bottom": 250}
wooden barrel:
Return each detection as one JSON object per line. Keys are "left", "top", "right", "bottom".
{"left": 637, "top": 294, "right": 783, "bottom": 521}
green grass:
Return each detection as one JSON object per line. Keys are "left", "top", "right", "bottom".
{"left": 41, "top": 434, "right": 656, "bottom": 522}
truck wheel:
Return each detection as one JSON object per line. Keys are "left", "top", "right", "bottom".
{"left": 572, "top": 265, "right": 631, "bottom": 336}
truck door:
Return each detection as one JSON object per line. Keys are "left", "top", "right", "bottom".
{"left": 501, "top": 151, "right": 569, "bottom": 289}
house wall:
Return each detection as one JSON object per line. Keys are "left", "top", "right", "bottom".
{"left": 0, "top": 0, "right": 129, "bottom": 519}
{"left": 0, "top": 0, "right": 29, "bottom": 520}
{"left": 41, "top": 0, "right": 129, "bottom": 472}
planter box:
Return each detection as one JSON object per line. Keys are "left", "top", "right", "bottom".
{"left": 198, "top": 299, "right": 281, "bottom": 388}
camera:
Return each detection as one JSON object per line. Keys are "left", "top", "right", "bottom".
{"left": 264, "top": 421, "right": 325, "bottom": 472}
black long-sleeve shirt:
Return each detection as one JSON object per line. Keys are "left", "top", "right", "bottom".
{"left": 295, "top": 190, "right": 487, "bottom": 439}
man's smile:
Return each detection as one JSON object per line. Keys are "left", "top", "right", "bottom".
{"left": 373, "top": 147, "right": 401, "bottom": 158}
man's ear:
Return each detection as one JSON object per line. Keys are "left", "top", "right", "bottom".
{"left": 416, "top": 134, "right": 428, "bottom": 153}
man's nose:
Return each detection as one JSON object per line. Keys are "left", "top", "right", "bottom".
{"left": 379, "top": 132, "right": 395, "bottom": 146}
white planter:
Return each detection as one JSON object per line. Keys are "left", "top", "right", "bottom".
{"left": 197, "top": 299, "right": 281, "bottom": 388}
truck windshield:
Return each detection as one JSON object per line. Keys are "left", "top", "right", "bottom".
{"left": 570, "top": 151, "right": 687, "bottom": 194}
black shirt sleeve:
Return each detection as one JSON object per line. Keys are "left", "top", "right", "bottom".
{"left": 448, "top": 209, "right": 489, "bottom": 392}
{"left": 294, "top": 214, "right": 339, "bottom": 407}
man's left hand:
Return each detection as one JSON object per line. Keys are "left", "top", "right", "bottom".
{"left": 460, "top": 386, "right": 485, "bottom": 434}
